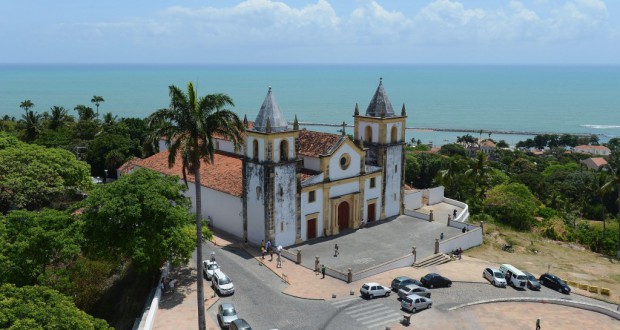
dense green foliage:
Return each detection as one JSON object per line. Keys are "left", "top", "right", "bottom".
{"left": 484, "top": 183, "right": 540, "bottom": 229}
{"left": 82, "top": 168, "right": 196, "bottom": 273}
{"left": 0, "top": 284, "right": 112, "bottom": 329}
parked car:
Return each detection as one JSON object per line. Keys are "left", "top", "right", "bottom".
{"left": 360, "top": 282, "right": 391, "bottom": 299}
{"left": 203, "top": 260, "right": 220, "bottom": 280}
{"left": 523, "top": 271, "right": 541, "bottom": 290}
{"left": 229, "top": 318, "right": 252, "bottom": 330}
{"left": 217, "top": 303, "right": 238, "bottom": 328}
{"left": 483, "top": 267, "right": 507, "bottom": 288}
{"left": 420, "top": 273, "right": 452, "bottom": 288}
{"left": 391, "top": 276, "right": 423, "bottom": 291}
{"left": 539, "top": 273, "right": 570, "bottom": 294}
{"left": 401, "top": 294, "right": 432, "bottom": 313}
{"left": 398, "top": 284, "right": 431, "bottom": 299}
{"left": 212, "top": 269, "right": 235, "bottom": 295}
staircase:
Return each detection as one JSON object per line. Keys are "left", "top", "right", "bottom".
{"left": 413, "top": 253, "right": 451, "bottom": 268}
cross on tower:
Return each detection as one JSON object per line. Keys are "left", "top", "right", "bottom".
{"left": 341, "top": 121, "right": 347, "bottom": 136}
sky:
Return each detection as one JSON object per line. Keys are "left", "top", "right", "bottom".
{"left": 1, "top": 0, "right": 619, "bottom": 65}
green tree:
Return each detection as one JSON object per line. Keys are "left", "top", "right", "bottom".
{"left": 74, "top": 104, "right": 95, "bottom": 122}
{"left": 85, "top": 133, "right": 131, "bottom": 177}
{"left": 0, "top": 209, "right": 83, "bottom": 287}
{"left": 466, "top": 152, "right": 491, "bottom": 198}
{"left": 496, "top": 140, "right": 509, "bottom": 148}
{"left": 602, "top": 151, "right": 620, "bottom": 258}
{"left": 0, "top": 284, "right": 111, "bottom": 329}
{"left": 484, "top": 182, "right": 540, "bottom": 230}
{"left": 91, "top": 95, "right": 105, "bottom": 118}
{"left": 82, "top": 168, "right": 196, "bottom": 274}
{"left": 47, "top": 106, "right": 72, "bottom": 130}
{"left": 457, "top": 134, "right": 476, "bottom": 149}
{"left": 20, "top": 108, "right": 42, "bottom": 142}
{"left": 147, "top": 83, "right": 244, "bottom": 329}
{"left": 0, "top": 140, "right": 92, "bottom": 213}
{"left": 439, "top": 143, "right": 467, "bottom": 157}
{"left": 19, "top": 99, "right": 34, "bottom": 112}
{"left": 436, "top": 156, "right": 469, "bottom": 199}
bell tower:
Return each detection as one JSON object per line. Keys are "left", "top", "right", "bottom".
{"left": 353, "top": 79, "right": 407, "bottom": 218}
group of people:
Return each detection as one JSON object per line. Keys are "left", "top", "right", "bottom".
{"left": 261, "top": 240, "right": 283, "bottom": 268}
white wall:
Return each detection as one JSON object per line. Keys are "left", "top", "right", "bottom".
{"left": 329, "top": 181, "right": 359, "bottom": 198}
{"left": 183, "top": 182, "right": 244, "bottom": 238}
{"left": 363, "top": 177, "right": 381, "bottom": 223}
{"left": 247, "top": 136, "right": 265, "bottom": 162}
{"left": 438, "top": 228, "right": 483, "bottom": 254}
{"left": 404, "top": 190, "right": 423, "bottom": 210}
{"left": 329, "top": 143, "right": 361, "bottom": 181}
{"left": 246, "top": 163, "right": 265, "bottom": 244}
{"left": 357, "top": 122, "right": 379, "bottom": 143}
{"left": 216, "top": 139, "right": 244, "bottom": 155}
{"left": 426, "top": 186, "right": 445, "bottom": 205}
{"left": 274, "top": 164, "right": 297, "bottom": 247}
{"left": 302, "top": 156, "right": 321, "bottom": 172}
{"left": 301, "top": 188, "right": 324, "bottom": 240}
{"left": 384, "top": 145, "right": 402, "bottom": 217}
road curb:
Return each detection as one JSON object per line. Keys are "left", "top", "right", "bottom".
{"left": 447, "top": 297, "right": 620, "bottom": 320}
{"left": 281, "top": 291, "right": 326, "bottom": 301}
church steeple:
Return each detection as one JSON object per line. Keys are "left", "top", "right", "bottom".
{"left": 354, "top": 103, "right": 359, "bottom": 116}
{"left": 243, "top": 114, "right": 248, "bottom": 128}
{"left": 401, "top": 104, "right": 406, "bottom": 116}
{"left": 365, "top": 78, "right": 394, "bottom": 118}
{"left": 254, "top": 87, "right": 288, "bottom": 133}
{"left": 293, "top": 114, "right": 299, "bottom": 130}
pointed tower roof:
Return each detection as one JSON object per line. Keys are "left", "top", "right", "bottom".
{"left": 254, "top": 87, "right": 288, "bottom": 133}
{"left": 365, "top": 78, "right": 395, "bottom": 117}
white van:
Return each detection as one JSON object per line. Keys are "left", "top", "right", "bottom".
{"left": 499, "top": 264, "right": 527, "bottom": 288}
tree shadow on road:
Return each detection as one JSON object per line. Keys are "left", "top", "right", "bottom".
{"left": 159, "top": 265, "right": 196, "bottom": 310}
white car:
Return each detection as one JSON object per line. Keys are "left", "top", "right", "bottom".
{"left": 398, "top": 284, "right": 431, "bottom": 299}
{"left": 360, "top": 282, "right": 391, "bottom": 299}
{"left": 202, "top": 260, "right": 220, "bottom": 280}
{"left": 212, "top": 269, "right": 235, "bottom": 295}
{"left": 401, "top": 294, "right": 432, "bottom": 313}
{"left": 483, "top": 267, "right": 507, "bottom": 287}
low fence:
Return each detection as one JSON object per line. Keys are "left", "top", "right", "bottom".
{"left": 404, "top": 209, "right": 430, "bottom": 220}
{"left": 438, "top": 227, "right": 483, "bottom": 254}
{"left": 351, "top": 254, "right": 415, "bottom": 282}
{"left": 137, "top": 262, "right": 169, "bottom": 330}
{"left": 423, "top": 186, "right": 445, "bottom": 205}
{"left": 444, "top": 198, "right": 469, "bottom": 223}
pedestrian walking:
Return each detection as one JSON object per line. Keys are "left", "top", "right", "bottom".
{"left": 334, "top": 244, "right": 339, "bottom": 257}
{"left": 536, "top": 316, "right": 541, "bottom": 330}
{"left": 440, "top": 232, "right": 444, "bottom": 240}
{"left": 265, "top": 240, "right": 271, "bottom": 253}
{"left": 321, "top": 264, "right": 326, "bottom": 279}
{"left": 261, "top": 247, "right": 266, "bottom": 259}
{"left": 210, "top": 251, "right": 215, "bottom": 262}
{"left": 315, "top": 258, "right": 320, "bottom": 275}
{"left": 277, "top": 255, "right": 282, "bottom": 268}
{"left": 453, "top": 209, "right": 457, "bottom": 218}
{"left": 462, "top": 226, "right": 466, "bottom": 233}
{"left": 277, "top": 245, "right": 282, "bottom": 258}
{"left": 269, "top": 247, "right": 274, "bottom": 261}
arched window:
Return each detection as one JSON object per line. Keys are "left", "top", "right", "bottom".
{"left": 365, "top": 126, "right": 373, "bottom": 143}
{"left": 280, "top": 139, "right": 289, "bottom": 161}
{"left": 252, "top": 139, "right": 259, "bottom": 161}
{"left": 391, "top": 126, "right": 398, "bottom": 143}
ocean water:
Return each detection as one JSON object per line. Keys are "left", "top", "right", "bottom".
{"left": 1, "top": 65, "right": 618, "bottom": 146}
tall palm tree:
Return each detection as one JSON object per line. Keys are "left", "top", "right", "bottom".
{"left": 148, "top": 82, "right": 244, "bottom": 329}
{"left": 601, "top": 151, "right": 620, "bottom": 259}
{"left": 466, "top": 151, "right": 491, "bottom": 198}
{"left": 91, "top": 95, "right": 104, "bottom": 118}
{"left": 19, "top": 100, "right": 34, "bottom": 112}
{"left": 21, "top": 109, "right": 42, "bottom": 142}
{"left": 74, "top": 104, "right": 95, "bottom": 121}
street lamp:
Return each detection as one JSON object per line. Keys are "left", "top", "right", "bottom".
{"left": 104, "top": 169, "right": 108, "bottom": 184}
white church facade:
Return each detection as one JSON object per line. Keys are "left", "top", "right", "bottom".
{"left": 120, "top": 79, "right": 407, "bottom": 247}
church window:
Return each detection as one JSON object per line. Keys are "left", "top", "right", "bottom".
{"left": 279, "top": 185, "right": 283, "bottom": 197}
{"left": 280, "top": 139, "right": 289, "bottom": 161}
{"left": 309, "top": 190, "right": 316, "bottom": 203}
{"left": 340, "top": 153, "right": 351, "bottom": 170}
{"left": 370, "top": 177, "right": 376, "bottom": 188}
{"left": 391, "top": 126, "right": 398, "bottom": 143}
{"left": 252, "top": 139, "right": 259, "bottom": 161}
{"left": 364, "top": 126, "right": 373, "bottom": 143}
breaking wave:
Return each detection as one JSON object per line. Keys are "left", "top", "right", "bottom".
{"left": 580, "top": 124, "right": 620, "bottom": 129}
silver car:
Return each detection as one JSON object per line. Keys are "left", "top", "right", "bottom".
{"left": 203, "top": 260, "right": 220, "bottom": 280}
{"left": 483, "top": 267, "right": 507, "bottom": 287}
{"left": 217, "top": 303, "right": 238, "bottom": 328}
{"left": 401, "top": 294, "right": 432, "bottom": 313}
{"left": 398, "top": 284, "right": 431, "bottom": 299}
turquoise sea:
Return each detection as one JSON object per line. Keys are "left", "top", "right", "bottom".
{"left": 1, "top": 65, "right": 619, "bottom": 146}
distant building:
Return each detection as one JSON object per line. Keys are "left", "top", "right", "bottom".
{"left": 119, "top": 80, "right": 406, "bottom": 247}
{"left": 479, "top": 140, "right": 496, "bottom": 154}
{"left": 574, "top": 145, "right": 611, "bottom": 156}
{"left": 580, "top": 157, "right": 608, "bottom": 171}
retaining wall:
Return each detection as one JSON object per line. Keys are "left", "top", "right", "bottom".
{"left": 438, "top": 227, "right": 483, "bottom": 254}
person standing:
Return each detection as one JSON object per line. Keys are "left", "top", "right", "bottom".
{"left": 210, "top": 251, "right": 216, "bottom": 262}
{"left": 334, "top": 244, "right": 339, "bottom": 257}
{"left": 265, "top": 240, "right": 271, "bottom": 253}
{"left": 440, "top": 232, "right": 444, "bottom": 240}
{"left": 453, "top": 209, "right": 457, "bottom": 218}
{"left": 276, "top": 255, "right": 282, "bottom": 268}
{"left": 536, "top": 317, "right": 541, "bottom": 330}
{"left": 269, "top": 247, "right": 274, "bottom": 261}
{"left": 321, "top": 264, "right": 326, "bottom": 279}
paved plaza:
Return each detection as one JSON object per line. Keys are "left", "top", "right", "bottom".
{"left": 293, "top": 215, "right": 462, "bottom": 273}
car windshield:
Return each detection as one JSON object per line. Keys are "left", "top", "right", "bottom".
{"left": 526, "top": 274, "right": 536, "bottom": 281}
{"left": 219, "top": 277, "right": 231, "bottom": 285}
{"left": 494, "top": 272, "right": 503, "bottom": 278}
{"left": 517, "top": 275, "right": 527, "bottom": 280}
{"left": 222, "top": 308, "right": 236, "bottom": 316}
{"left": 208, "top": 264, "right": 219, "bottom": 270}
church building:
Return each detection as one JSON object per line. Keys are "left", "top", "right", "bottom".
{"left": 120, "top": 79, "right": 407, "bottom": 247}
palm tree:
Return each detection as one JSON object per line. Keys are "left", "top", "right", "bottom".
{"left": 91, "top": 95, "right": 104, "bottom": 118}
{"left": 21, "top": 109, "right": 42, "bottom": 142}
{"left": 19, "top": 100, "right": 34, "bottom": 112}
{"left": 601, "top": 151, "right": 620, "bottom": 259}
{"left": 48, "top": 106, "right": 71, "bottom": 130}
{"left": 74, "top": 105, "right": 95, "bottom": 121}
{"left": 466, "top": 151, "right": 491, "bottom": 198}
{"left": 148, "top": 82, "right": 244, "bottom": 329}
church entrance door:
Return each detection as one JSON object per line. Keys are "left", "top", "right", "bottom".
{"left": 338, "top": 201, "right": 350, "bottom": 231}
{"left": 307, "top": 218, "right": 317, "bottom": 239}
{"left": 367, "top": 203, "right": 376, "bottom": 222}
